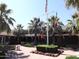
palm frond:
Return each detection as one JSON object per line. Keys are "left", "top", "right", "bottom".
{"left": 5, "top": 9, "right": 11, "bottom": 14}
{"left": 58, "top": 22, "right": 64, "bottom": 26}
{"left": 31, "top": 20, "right": 33, "bottom": 23}
{"left": 0, "top": 21, "right": 11, "bottom": 33}
{"left": 28, "top": 23, "right": 32, "bottom": 25}
{"left": 67, "top": 19, "right": 72, "bottom": 21}
{"left": 72, "top": 13, "right": 78, "bottom": 19}
{"left": 5, "top": 23, "right": 11, "bottom": 33}
{"left": 8, "top": 18, "right": 14, "bottom": 26}
{"left": 10, "top": 17, "right": 15, "bottom": 22}
{"left": 48, "top": 19, "right": 51, "bottom": 22}
{"left": 66, "top": 0, "right": 79, "bottom": 10}
{"left": 4, "top": 14, "right": 8, "bottom": 19}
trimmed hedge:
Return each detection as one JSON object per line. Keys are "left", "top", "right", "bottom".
{"left": 66, "top": 56, "right": 79, "bottom": 59}
{"left": 37, "top": 45, "right": 58, "bottom": 48}
{"left": 36, "top": 45, "right": 58, "bottom": 53}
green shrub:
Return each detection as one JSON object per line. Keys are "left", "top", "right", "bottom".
{"left": 0, "top": 51, "right": 5, "bottom": 59}
{"left": 36, "top": 45, "right": 58, "bottom": 53}
{"left": 23, "top": 43, "right": 34, "bottom": 47}
{"left": 4, "top": 45, "right": 15, "bottom": 50}
{"left": 21, "top": 42, "right": 26, "bottom": 45}
{"left": 0, "top": 45, "right": 15, "bottom": 52}
{"left": 66, "top": 56, "right": 79, "bottom": 59}
{"left": 0, "top": 45, "right": 15, "bottom": 59}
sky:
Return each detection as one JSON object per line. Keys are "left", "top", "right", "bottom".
{"left": 0, "top": 0, "right": 75, "bottom": 29}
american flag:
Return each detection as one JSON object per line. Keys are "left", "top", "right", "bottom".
{"left": 45, "top": 0, "right": 48, "bottom": 13}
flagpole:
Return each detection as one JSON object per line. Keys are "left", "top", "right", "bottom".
{"left": 45, "top": 0, "right": 49, "bottom": 45}
{"left": 46, "top": 13, "right": 49, "bottom": 45}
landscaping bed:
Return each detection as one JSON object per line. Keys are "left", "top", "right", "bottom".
{"left": 31, "top": 50, "right": 63, "bottom": 57}
{"left": 36, "top": 45, "right": 58, "bottom": 53}
{"left": 31, "top": 44, "right": 64, "bottom": 57}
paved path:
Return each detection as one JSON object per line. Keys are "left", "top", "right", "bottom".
{"left": 19, "top": 45, "right": 79, "bottom": 59}
{"left": 6, "top": 45, "right": 79, "bottom": 59}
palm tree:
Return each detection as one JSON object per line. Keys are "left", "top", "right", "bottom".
{"left": 0, "top": 3, "right": 15, "bottom": 45}
{"left": 65, "top": 0, "right": 79, "bottom": 33}
{"left": 17, "top": 24, "right": 23, "bottom": 32}
{"left": 28, "top": 18, "right": 44, "bottom": 45}
{"left": 72, "top": 13, "right": 79, "bottom": 32}
{"left": 66, "top": 20, "right": 73, "bottom": 33}
{"left": 48, "top": 15, "right": 63, "bottom": 34}
{"left": 65, "top": 0, "right": 79, "bottom": 10}
{"left": 67, "top": 14, "right": 78, "bottom": 34}
{"left": 48, "top": 15, "right": 64, "bottom": 45}
{"left": 13, "top": 24, "right": 24, "bottom": 44}
{"left": 0, "top": 3, "right": 15, "bottom": 33}
{"left": 48, "top": 16, "right": 58, "bottom": 26}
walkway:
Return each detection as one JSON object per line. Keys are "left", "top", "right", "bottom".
{"left": 6, "top": 45, "right": 79, "bottom": 59}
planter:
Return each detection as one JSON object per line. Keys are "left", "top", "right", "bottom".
{"left": 36, "top": 45, "right": 58, "bottom": 53}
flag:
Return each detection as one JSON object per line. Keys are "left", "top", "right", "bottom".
{"left": 45, "top": 0, "right": 48, "bottom": 13}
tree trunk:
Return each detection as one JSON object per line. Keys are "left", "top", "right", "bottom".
{"left": 34, "top": 33, "right": 37, "bottom": 45}
{"left": 34, "top": 27, "right": 37, "bottom": 45}
{"left": 17, "top": 36, "right": 20, "bottom": 44}
{"left": 1, "top": 36, "right": 4, "bottom": 45}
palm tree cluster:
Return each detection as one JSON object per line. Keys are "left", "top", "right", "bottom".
{"left": 0, "top": 1, "right": 79, "bottom": 46}
{"left": 1, "top": 0, "right": 79, "bottom": 35}
{"left": 65, "top": 0, "right": 79, "bottom": 33}
{"left": 28, "top": 15, "right": 64, "bottom": 36}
